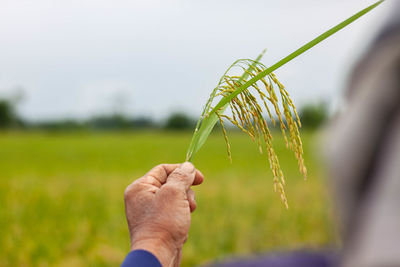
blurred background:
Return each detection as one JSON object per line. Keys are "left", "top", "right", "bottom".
{"left": 0, "top": 1, "right": 391, "bottom": 266}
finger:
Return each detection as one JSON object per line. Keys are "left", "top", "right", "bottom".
{"left": 142, "top": 163, "right": 181, "bottom": 186}
{"left": 165, "top": 162, "right": 196, "bottom": 191}
{"left": 187, "top": 189, "right": 197, "bottom": 212}
{"left": 193, "top": 169, "right": 204, "bottom": 186}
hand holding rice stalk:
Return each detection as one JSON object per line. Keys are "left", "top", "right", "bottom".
{"left": 186, "top": 0, "right": 385, "bottom": 208}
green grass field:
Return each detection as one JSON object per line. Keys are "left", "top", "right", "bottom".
{"left": 0, "top": 130, "right": 337, "bottom": 266}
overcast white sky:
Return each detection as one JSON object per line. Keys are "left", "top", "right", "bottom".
{"left": 0, "top": 0, "right": 392, "bottom": 121}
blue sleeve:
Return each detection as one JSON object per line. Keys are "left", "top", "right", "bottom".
{"left": 121, "top": 249, "right": 162, "bottom": 267}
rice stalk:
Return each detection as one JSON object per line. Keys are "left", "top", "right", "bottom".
{"left": 186, "top": 0, "right": 384, "bottom": 207}
{"left": 196, "top": 59, "right": 304, "bottom": 206}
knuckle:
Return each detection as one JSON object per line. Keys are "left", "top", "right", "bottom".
{"left": 154, "top": 164, "right": 167, "bottom": 174}
{"left": 143, "top": 175, "right": 161, "bottom": 187}
{"left": 124, "top": 182, "right": 140, "bottom": 200}
{"left": 152, "top": 164, "right": 163, "bottom": 174}
{"left": 154, "top": 164, "right": 164, "bottom": 169}
{"left": 124, "top": 187, "right": 134, "bottom": 200}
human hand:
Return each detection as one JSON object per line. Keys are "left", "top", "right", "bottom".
{"left": 124, "top": 162, "right": 204, "bottom": 267}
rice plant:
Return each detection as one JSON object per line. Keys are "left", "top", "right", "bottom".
{"left": 186, "top": 0, "right": 384, "bottom": 207}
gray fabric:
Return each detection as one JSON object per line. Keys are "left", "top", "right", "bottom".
{"left": 326, "top": 4, "right": 400, "bottom": 267}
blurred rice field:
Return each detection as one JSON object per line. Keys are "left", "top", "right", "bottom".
{"left": 0, "top": 131, "right": 337, "bottom": 266}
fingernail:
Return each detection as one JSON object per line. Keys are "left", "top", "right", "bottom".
{"left": 180, "top": 162, "right": 194, "bottom": 173}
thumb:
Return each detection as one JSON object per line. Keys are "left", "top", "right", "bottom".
{"left": 165, "top": 162, "right": 196, "bottom": 192}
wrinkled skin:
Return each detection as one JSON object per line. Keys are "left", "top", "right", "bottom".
{"left": 124, "top": 162, "right": 204, "bottom": 267}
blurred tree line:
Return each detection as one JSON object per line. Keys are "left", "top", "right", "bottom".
{"left": 0, "top": 98, "right": 328, "bottom": 131}
{"left": 0, "top": 99, "right": 21, "bottom": 129}
{"left": 299, "top": 102, "right": 329, "bottom": 129}
{"left": 0, "top": 97, "right": 196, "bottom": 131}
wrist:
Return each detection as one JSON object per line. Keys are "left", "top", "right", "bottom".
{"left": 131, "top": 228, "right": 179, "bottom": 267}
